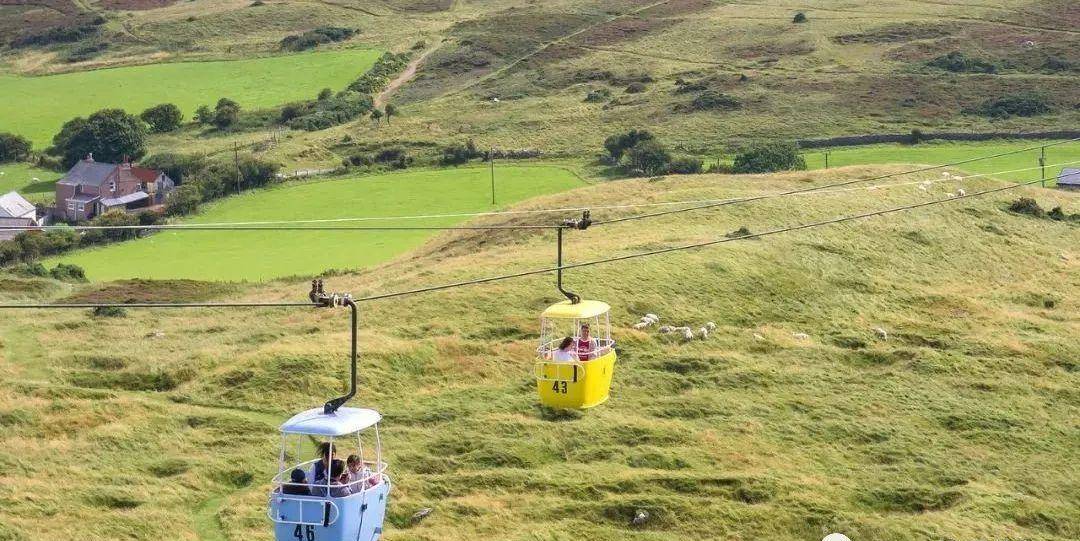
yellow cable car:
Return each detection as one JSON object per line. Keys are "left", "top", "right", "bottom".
{"left": 534, "top": 299, "right": 617, "bottom": 408}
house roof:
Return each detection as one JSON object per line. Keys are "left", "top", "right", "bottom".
{"left": 62, "top": 160, "right": 117, "bottom": 187}
{"left": 280, "top": 407, "right": 382, "bottom": 436}
{"left": 0, "top": 191, "right": 35, "bottom": 219}
{"left": 0, "top": 217, "right": 36, "bottom": 241}
{"left": 129, "top": 167, "right": 160, "bottom": 183}
{"left": 101, "top": 192, "right": 149, "bottom": 207}
{"left": 1059, "top": 168, "right": 1080, "bottom": 185}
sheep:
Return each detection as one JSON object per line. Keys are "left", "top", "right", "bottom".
{"left": 658, "top": 325, "right": 675, "bottom": 334}
{"left": 698, "top": 326, "right": 709, "bottom": 339}
{"left": 631, "top": 509, "right": 649, "bottom": 526}
{"left": 31, "top": 177, "right": 39, "bottom": 182}
{"left": 956, "top": 188, "right": 966, "bottom": 197}
{"left": 705, "top": 321, "right": 716, "bottom": 330}
{"left": 873, "top": 327, "right": 888, "bottom": 341}
{"left": 942, "top": 172, "right": 951, "bottom": 179}
{"left": 753, "top": 333, "right": 765, "bottom": 341}
{"left": 681, "top": 328, "right": 694, "bottom": 341}
{"left": 644, "top": 313, "right": 659, "bottom": 322}
{"left": 632, "top": 322, "right": 649, "bottom": 330}
{"left": 792, "top": 332, "right": 809, "bottom": 340}
{"left": 410, "top": 507, "right": 433, "bottom": 524}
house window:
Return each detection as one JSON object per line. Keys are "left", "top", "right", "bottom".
{"left": 67, "top": 201, "right": 75, "bottom": 211}
{"left": 109, "top": 181, "right": 116, "bottom": 191}
{"left": 77, "top": 203, "right": 85, "bottom": 212}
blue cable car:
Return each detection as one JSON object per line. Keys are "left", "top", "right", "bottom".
{"left": 267, "top": 407, "right": 391, "bottom": 541}
{"left": 267, "top": 281, "right": 391, "bottom": 541}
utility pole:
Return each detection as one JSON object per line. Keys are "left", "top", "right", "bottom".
{"left": 1039, "top": 146, "right": 1046, "bottom": 187}
{"left": 234, "top": 142, "right": 241, "bottom": 194}
{"left": 490, "top": 148, "right": 496, "bottom": 206}
{"left": 824, "top": 151, "right": 830, "bottom": 169}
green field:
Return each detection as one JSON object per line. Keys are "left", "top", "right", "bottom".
{"left": 0, "top": 48, "right": 382, "bottom": 146}
{"left": 48, "top": 166, "right": 583, "bottom": 281}
{"left": 804, "top": 140, "right": 1080, "bottom": 185}
{"left": 0, "top": 162, "right": 59, "bottom": 204}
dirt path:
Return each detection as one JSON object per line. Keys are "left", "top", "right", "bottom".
{"left": 374, "top": 42, "right": 440, "bottom": 109}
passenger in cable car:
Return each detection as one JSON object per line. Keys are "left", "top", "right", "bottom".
{"left": 552, "top": 337, "right": 576, "bottom": 362}
{"left": 311, "top": 441, "right": 335, "bottom": 489}
{"left": 329, "top": 460, "right": 352, "bottom": 498}
{"left": 283, "top": 469, "right": 310, "bottom": 496}
{"left": 576, "top": 323, "right": 599, "bottom": 361}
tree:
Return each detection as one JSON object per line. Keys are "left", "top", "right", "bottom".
{"left": 732, "top": 141, "right": 807, "bottom": 174}
{"left": 0, "top": 132, "right": 32, "bottom": 163}
{"left": 793, "top": 12, "right": 807, "bottom": 23}
{"left": 194, "top": 105, "right": 214, "bottom": 125}
{"left": 212, "top": 98, "right": 240, "bottom": 129}
{"left": 317, "top": 88, "right": 333, "bottom": 100}
{"left": 384, "top": 103, "right": 397, "bottom": 125}
{"left": 140, "top": 103, "right": 184, "bottom": 133}
{"left": 626, "top": 140, "right": 671, "bottom": 176}
{"left": 49, "top": 109, "right": 147, "bottom": 169}
{"left": 165, "top": 183, "right": 201, "bottom": 216}
{"left": 370, "top": 108, "right": 384, "bottom": 126}
{"left": 603, "top": 129, "right": 653, "bottom": 162}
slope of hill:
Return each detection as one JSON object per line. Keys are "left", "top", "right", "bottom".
{"left": 3, "top": 0, "right": 1077, "bottom": 167}
{"left": 1, "top": 167, "right": 1077, "bottom": 541}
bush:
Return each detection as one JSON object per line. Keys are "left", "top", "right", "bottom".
{"left": 667, "top": 156, "right": 703, "bottom": 175}
{"left": 285, "top": 91, "right": 373, "bottom": 131}
{"left": 1007, "top": 197, "right": 1044, "bottom": 217}
{"left": 11, "top": 23, "right": 100, "bottom": 48}
{"left": 967, "top": 93, "right": 1051, "bottom": 118}
{"left": 793, "top": 12, "right": 807, "bottom": 23}
{"left": 343, "top": 153, "right": 374, "bottom": 167}
{"left": 280, "top": 26, "right": 357, "bottom": 51}
{"left": 0, "top": 132, "right": 32, "bottom": 163}
{"left": 732, "top": 141, "right": 807, "bottom": 174}
{"left": 50, "top": 263, "right": 86, "bottom": 282}
{"left": 584, "top": 88, "right": 611, "bottom": 102}
{"left": 347, "top": 52, "right": 411, "bottom": 94}
{"left": 166, "top": 183, "right": 201, "bottom": 216}
{"left": 1048, "top": 206, "right": 1066, "bottom": 221}
{"left": 212, "top": 98, "right": 240, "bottom": 129}
{"left": 60, "top": 41, "right": 108, "bottom": 63}
{"left": 92, "top": 306, "right": 127, "bottom": 318}
{"left": 13, "top": 262, "right": 48, "bottom": 278}
{"left": 1043, "top": 56, "right": 1072, "bottom": 72}
{"left": 626, "top": 140, "right": 671, "bottom": 176}
{"left": 140, "top": 103, "right": 184, "bottom": 133}
{"left": 141, "top": 153, "right": 207, "bottom": 185}
{"left": 908, "top": 128, "right": 926, "bottom": 144}
{"left": 625, "top": 81, "right": 647, "bottom": 93}
{"left": 49, "top": 109, "right": 147, "bottom": 169}
{"left": 317, "top": 88, "right": 333, "bottom": 101}
{"left": 927, "top": 51, "right": 998, "bottom": 74}
{"left": 688, "top": 90, "right": 740, "bottom": 111}
{"left": 375, "top": 148, "right": 407, "bottom": 164}
{"left": 194, "top": 105, "right": 214, "bottom": 126}
{"left": 603, "top": 129, "right": 654, "bottom": 161}
{"left": 441, "top": 140, "right": 481, "bottom": 165}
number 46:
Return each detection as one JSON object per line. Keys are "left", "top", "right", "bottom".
{"left": 293, "top": 525, "right": 315, "bottom": 541}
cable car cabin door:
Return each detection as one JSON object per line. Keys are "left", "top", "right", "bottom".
{"left": 535, "top": 349, "right": 616, "bottom": 408}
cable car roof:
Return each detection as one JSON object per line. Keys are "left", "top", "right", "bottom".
{"left": 280, "top": 407, "right": 382, "bottom": 436}
{"left": 541, "top": 299, "right": 611, "bottom": 319}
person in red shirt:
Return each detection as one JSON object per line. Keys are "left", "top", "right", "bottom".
{"left": 576, "top": 323, "right": 599, "bottom": 361}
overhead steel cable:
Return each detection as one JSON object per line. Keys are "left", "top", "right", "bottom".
{"left": 0, "top": 301, "right": 318, "bottom": 309}
{"left": 0, "top": 174, "right": 1052, "bottom": 310}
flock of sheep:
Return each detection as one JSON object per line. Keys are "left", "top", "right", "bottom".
{"left": 632, "top": 313, "right": 716, "bottom": 340}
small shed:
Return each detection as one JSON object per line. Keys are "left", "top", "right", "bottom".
{"left": 0, "top": 191, "right": 39, "bottom": 241}
{"left": 1058, "top": 168, "right": 1080, "bottom": 190}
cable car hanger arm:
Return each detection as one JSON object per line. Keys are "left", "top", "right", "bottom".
{"left": 556, "top": 211, "right": 591, "bottom": 304}
{"left": 309, "top": 279, "right": 359, "bottom": 415}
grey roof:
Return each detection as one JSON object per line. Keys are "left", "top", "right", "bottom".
{"left": 0, "top": 191, "right": 35, "bottom": 219}
{"left": 61, "top": 160, "right": 116, "bottom": 187}
{"left": 1058, "top": 168, "right": 1080, "bottom": 185}
{"left": 101, "top": 192, "right": 149, "bottom": 206}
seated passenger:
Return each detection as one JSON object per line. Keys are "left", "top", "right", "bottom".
{"left": 346, "top": 455, "right": 364, "bottom": 488}
{"left": 311, "top": 441, "right": 335, "bottom": 488}
{"left": 552, "top": 337, "right": 575, "bottom": 362}
{"left": 329, "top": 459, "right": 351, "bottom": 498}
{"left": 283, "top": 468, "right": 310, "bottom": 496}
{"left": 576, "top": 323, "right": 599, "bottom": 361}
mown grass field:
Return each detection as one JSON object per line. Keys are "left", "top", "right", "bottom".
{"left": 1, "top": 167, "right": 1077, "bottom": 541}
{"left": 46, "top": 165, "right": 583, "bottom": 281}
{"left": 0, "top": 48, "right": 382, "bottom": 146}
{"left": 0, "top": 162, "right": 59, "bottom": 204}
{"left": 803, "top": 140, "right": 1080, "bottom": 185}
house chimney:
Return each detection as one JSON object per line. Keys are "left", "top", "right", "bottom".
{"left": 85, "top": 153, "right": 94, "bottom": 162}
{"left": 121, "top": 155, "right": 131, "bottom": 168}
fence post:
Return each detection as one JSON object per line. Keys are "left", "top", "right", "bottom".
{"left": 490, "top": 149, "right": 496, "bottom": 206}
{"left": 1039, "top": 146, "right": 1046, "bottom": 187}
{"left": 824, "top": 151, "right": 830, "bottom": 169}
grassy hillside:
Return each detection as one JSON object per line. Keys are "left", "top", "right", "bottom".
{"left": 0, "top": 162, "right": 59, "bottom": 203}
{"left": 4, "top": 1, "right": 1077, "bottom": 168}
{"left": 45, "top": 165, "right": 583, "bottom": 281}
{"left": 2, "top": 167, "right": 1077, "bottom": 540}
{"left": 0, "top": 49, "right": 382, "bottom": 146}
